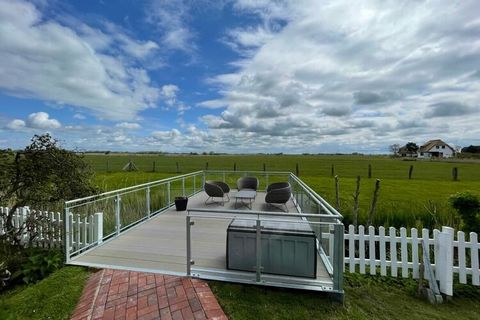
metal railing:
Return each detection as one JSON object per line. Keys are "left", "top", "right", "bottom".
{"left": 64, "top": 171, "right": 204, "bottom": 261}
{"left": 63, "top": 170, "right": 343, "bottom": 295}
{"left": 186, "top": 208, "right": 344, "bottom": 293}
{"left": 186, "top": 171, "right": 343, "bottom": 294}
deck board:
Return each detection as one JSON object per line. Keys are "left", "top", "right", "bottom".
{"left": 70, "top": 190, "right": 332, "bottom": 284}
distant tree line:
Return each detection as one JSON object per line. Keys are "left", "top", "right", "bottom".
{"left": 461, "top": 145, "right": 480, "bottom": 153}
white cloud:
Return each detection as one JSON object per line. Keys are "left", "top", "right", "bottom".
{"left": 152, "top": 128, "right": 181, "bottom": 141}
{"left": 115, "top": 122, "right": 142, "bottom": 130}
{"left": 197, "top": 100, "right": 227, "bottom": 109}
{"left": 160, "top": 84, "right": 179, "bottom": 106}
{"left": 6, "top": 119, "right": 26, "bottom": 130}
{"left": 199, "top": 0, "right": 480, "bottom": 150}
{"left": 73, "top": 113, "right": 86, "bottom": 120}
{"left": 146, "top": 0, "right": 194, "bottom": 53}
{"left": 0, "top": 0, "right": 161, "bottom": 121}
{"left": 26, "top": 112, "right": 61, "bottom": 129}
{"left": 4, "top": 112, "right": 61, "bottom": 131}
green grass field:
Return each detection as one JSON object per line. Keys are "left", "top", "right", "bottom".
{"left": 210, "top": 273, "right": 480, "bottom": 320}
{"left": 87, "top": 154, "right": 480, "bottom": 230}
{"left": 0, "top": 267, "right": 91, "bottom": 320}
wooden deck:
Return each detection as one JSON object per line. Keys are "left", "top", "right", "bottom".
{"left": 70, "top": 191, "right": 332, "bottom": 285}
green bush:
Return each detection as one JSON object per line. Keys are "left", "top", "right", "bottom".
{"left": 449, "top": 191, "right": 480, "bottom": 232}
{"left": 11, "top": 250, "right": 63, "bottom": 285}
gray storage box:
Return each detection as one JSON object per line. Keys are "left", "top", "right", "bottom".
{"left": 226, "top": 218, "right": 317, "bottom": 278}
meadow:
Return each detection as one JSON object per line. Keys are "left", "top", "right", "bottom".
{"left": 86, "top": 154, "right": 480, "bottom": 230}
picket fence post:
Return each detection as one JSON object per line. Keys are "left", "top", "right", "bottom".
{"left": 437, "top": 226, "right": 454, "bottom": 296}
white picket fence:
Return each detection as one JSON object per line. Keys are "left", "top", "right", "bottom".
{"left": 344, "top": 225, "right": 480, "bottom": 295}
{"left": 0, "top": 206, "right": 103, "bottom": 252}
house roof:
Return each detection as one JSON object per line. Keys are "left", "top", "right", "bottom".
{"left": 398, "top": 146, "right": 416, "bottom": 154}
{"left": 419, "top": 139, "right": 455, "bottom": 153}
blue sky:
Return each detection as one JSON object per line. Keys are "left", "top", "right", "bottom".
{"left": 0, "top": 0, "right": 479, "bottom": 153}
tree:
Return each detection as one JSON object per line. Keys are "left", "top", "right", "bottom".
{"left": 389, "top": 144, "right": 400, "bottom": 156}
{"left": 0, "top": 134, "right": 97, "bottom": 249}
{"left": 405, "top": 142, "right": 419, "bottom": 152}
{"left": 461, "top": 145, "right": 480, "bottom": 153}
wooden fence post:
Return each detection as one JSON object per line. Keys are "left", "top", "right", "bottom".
{"left": 331, "top": 164, "right": 335, "bottom": 177}
{"left": 334, "top": 175, "right": 340, "bottom": 211}
{"left": 368, "top": 164, "right": 372, "bottom": 179}
{"left": 296, "top": 163, "right": 299, "bottom": 176}
{"left": 263, "top": 163, "right": 266, "bottom": 172}
{"left": 205, "top": 162, "right": 209, "bottom": 170}
{"left": 452, "top": 167, "right": 458, "bottom": 181}
{"left": 233, "top": 162, "right": 236, "bottom": 171}
{"left": 352, "top": 176, "right": 360, "bottom": 227}
{"left": 152, "top": 161, "right": 156, "bottom": 172}
{"left": 176, "top": 162, "right": 180, "bottom": 173}
{"left": 408, "top": 165, "right": 414, "bottom": 180}
{"left": 367, "top": 179, "right": 381, "bottom": 226}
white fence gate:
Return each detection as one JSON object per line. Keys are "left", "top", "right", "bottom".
{"left": 344, "top": 225, "right": 480, "bottom": 296}
{"left": 0, "top": 206, "right": 103, "bottom": 251}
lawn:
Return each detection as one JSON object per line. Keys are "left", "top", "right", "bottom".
{"left": 2, "top": 266, "right": 479, "bottom": 320}
{"left": 87, "top": 154, "right": 480, "bottom": 230}
{"left": 0, "top": 266, "right": 91, "bottom": 320}
{"left": 210, "top": 273, "right": 480, "bottom": 320}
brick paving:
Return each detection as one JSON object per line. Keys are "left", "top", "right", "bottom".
{"left": 71, "top": 269, "right": 227, "bottom": 320}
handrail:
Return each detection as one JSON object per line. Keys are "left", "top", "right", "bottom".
{"left": 289, "top": 173, "right": 343, "bottom": 219}
{"left": 204, "top": 170, "right": 292, "bottom": 175}
{"left": 65, "top": 170, "right": 203, "bottom": 205}
{"left": 187, "top": 208, "right": 341, "bottom": 220}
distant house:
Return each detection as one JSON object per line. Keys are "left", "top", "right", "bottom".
{"left": 417, "top": 139, "right": 455, "bottom": 158}
{"left": 398, "top": 146, "right": 417, "bottom": 157}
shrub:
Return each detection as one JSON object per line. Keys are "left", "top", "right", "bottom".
{"left": 449, "top": 192, "right": 480, "bottom": 233}
{"left": 11, "top": 249, "right": 63, "bottom": 285}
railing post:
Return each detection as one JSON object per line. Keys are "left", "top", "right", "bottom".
{"left": 266, "top": 173, "right": 269, "bottom": 190}
{"left": 333, "top": 223, "right": 344, "bottom": 292}
{"left": 256, "top": 218, "right": 262, "bottom": 283}
{"left": 115, "top": 194, "right": 121, "bottom": 235}
{"left": 94, "top": 212, "right": 103, "bottom": 244}
{"left": 186, "top": 214, "right": 193, "bottom": 276}
{"left": 193, "top": 175, "right": 196, "bottom": 194}
{"left": 146, "top": 187, "right": 151, "bottom": 218}
{"left": 167, "top": 182, "right": 171, "bottom": 205}
{"left": 182, "top": 177, "right": 185, "bottom": 196}
{"left": 64, "top": 207, "right": 70, "bottom": 263}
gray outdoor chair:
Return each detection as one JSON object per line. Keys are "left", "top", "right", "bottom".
{"left": 236, "top": 176, "right": 259, "bottom": 191}
{"left": 204, "top": 180, "right": 230, "bottom": 205}
{"left": 265, "top": 182, "right": 291, "bottom": 212}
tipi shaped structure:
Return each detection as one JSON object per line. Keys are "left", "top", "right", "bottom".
{"left": 122, "top": 160, "right": 138, "bottom": 171}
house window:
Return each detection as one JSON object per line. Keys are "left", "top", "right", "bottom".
{"left": 421, "top": 152, "right": 424, "bottom": 156}
{"left": 442, "top": 146, "right": 445, "bottom": 149}
{"left": 436, "top": 146, "right": 439, "bottom": 149}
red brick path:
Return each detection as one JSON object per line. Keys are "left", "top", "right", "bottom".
{"left": 71, "top": 269, "right": 227, "bottom": 320}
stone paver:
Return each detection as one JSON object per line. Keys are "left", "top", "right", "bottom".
{"left": 71, "top": 269, "right": 227, "bottom": 320}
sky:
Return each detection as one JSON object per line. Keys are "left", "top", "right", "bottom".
{"left": 0, "top": 0, "right": 479, "bottom": 154}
